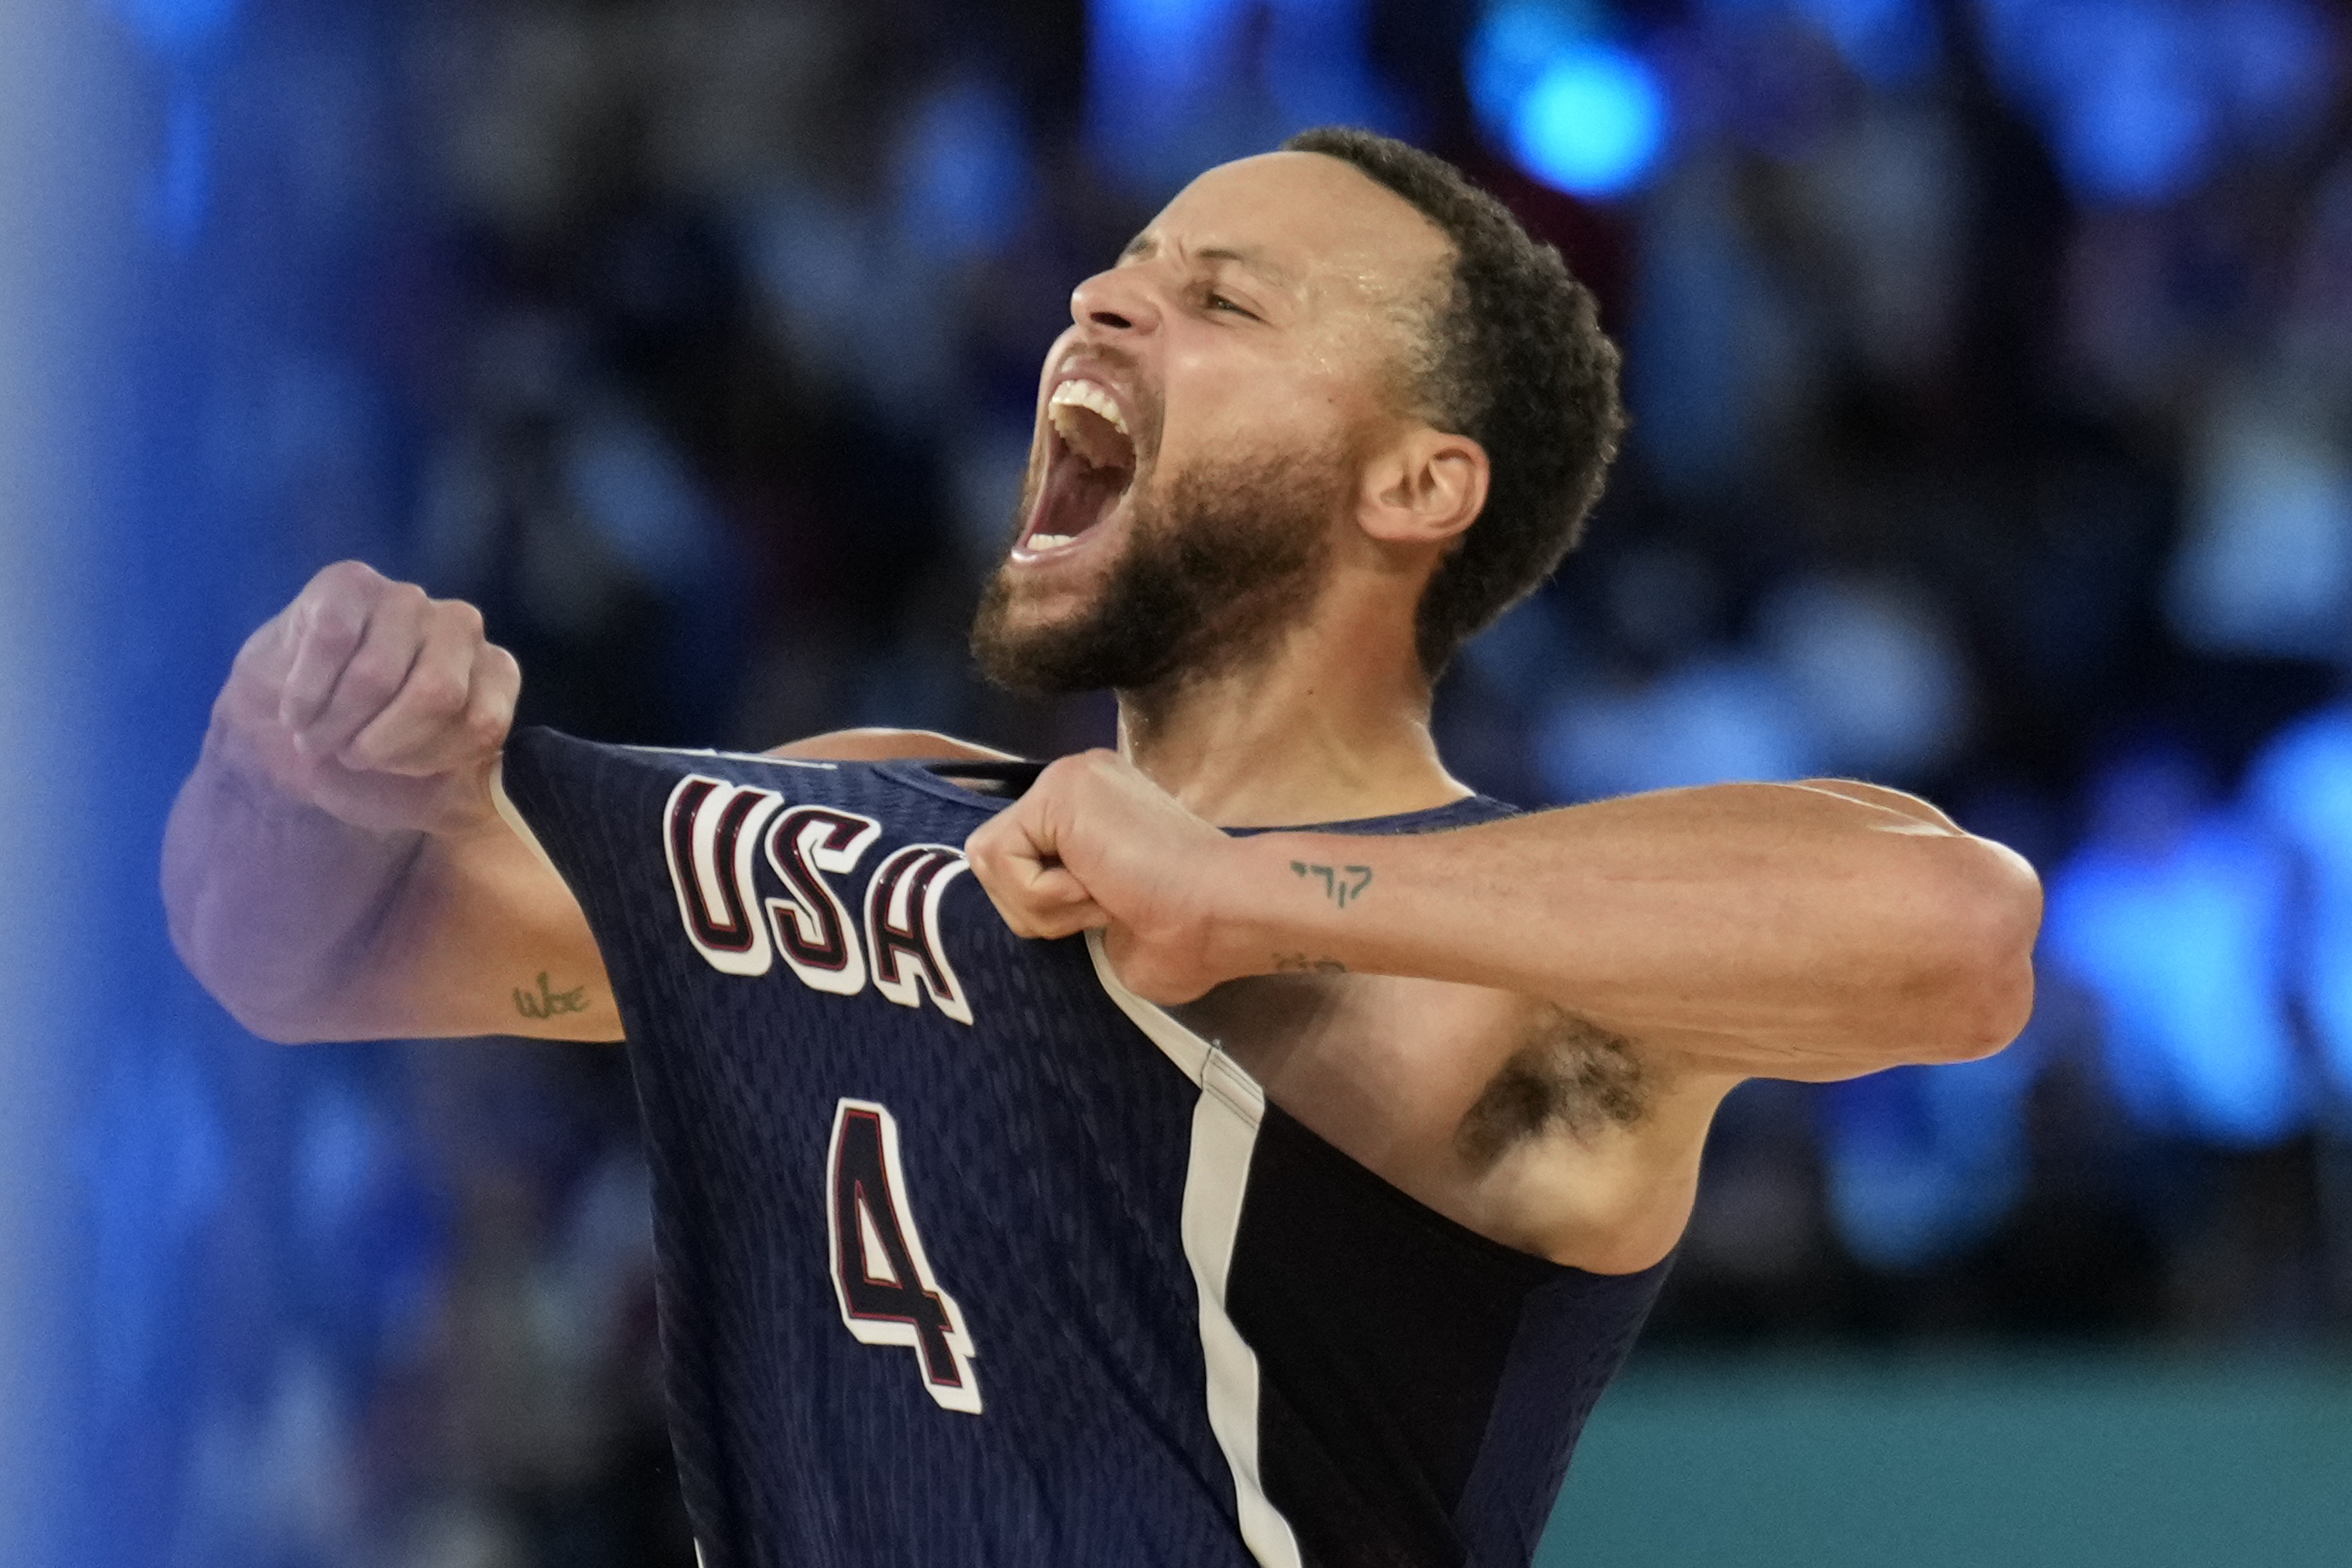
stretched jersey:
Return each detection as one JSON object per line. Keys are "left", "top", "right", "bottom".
{"left": 497, "top": 729, "right": 1671, "bottom": 1568}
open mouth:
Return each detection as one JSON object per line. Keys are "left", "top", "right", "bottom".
{"left": 1019, "top": 379, "right": 1138, "bottom": 557}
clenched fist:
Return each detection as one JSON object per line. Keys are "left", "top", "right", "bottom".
{"left": 962, "top": 750, "right": 1252, "bottom": 1005}
{"left": 214, "top": 561, "right": 520, "bottom": 837}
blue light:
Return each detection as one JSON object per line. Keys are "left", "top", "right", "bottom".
{"left": 1466, "top": 5, "right": 1671, "bottom": 202}
{"left": 1795, "top": 0, "right": 1942, "bottom": 88}
{"left": 1973, "top": 0, "right": 2339, "bottom": 205}
{"left": 2057, "top": 15, "right": 2214, "bottom": 203}
{"left": 2208, "top": 0, "right": 2339, "bottom": 151}
{"left": 2246, "top": 703, "right": 2352, "bottom": 1095}
{"left": 1089, "top": 0, "right": 1245, "bottom": 115}
{"left": 1467, "top": 2, "right": 1591, "bottom": 138}
{"left": 1508, "top": 44, "right": 1669, "bottom": 199}
{"left": 1085, "top": 0, "right": 1406, "bottom": 192}
{"left": 150, "top": 84, "right": 210, "bottom": 250}
{"left": 1822, "top": 1051, "right": 2033, "bottom": 1271}
{"left": 896, "top": 77, "right": 1034, "bottom": 260}
{"left": 114, "top": 0, "right": 241, "bottom": 58}
{"left": 1536, "top": 654, "right": 1823, "bottom": 802}
{"left": 2043, "top": 756, "right": 2305, "bottom": 1146}
{"left": 1973, "top": 0, "right": 2211, "bottom": 203}
{"left": 1261, "top": 0, "right": 1408, "bottom": 143}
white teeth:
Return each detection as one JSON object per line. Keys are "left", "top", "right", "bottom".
{"left": 1025, "top": 532, "right": 1078, "bottom": 552}
{"left": 1047, "top": 379, "right": 1130, "bottom": 436}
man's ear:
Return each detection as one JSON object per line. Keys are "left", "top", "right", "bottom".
{"left": 1358, "top": 426, "right": 1489, "bottom": 549}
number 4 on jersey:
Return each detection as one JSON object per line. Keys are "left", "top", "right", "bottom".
{"left": 826, "top": 1099, "right": 982, "bottom": 1413}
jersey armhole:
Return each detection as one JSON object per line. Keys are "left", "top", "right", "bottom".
{"left": 491, "top": 755, "right": 568, "bottom": 887}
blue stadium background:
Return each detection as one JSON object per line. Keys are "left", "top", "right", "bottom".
{"left": 3, "top": 0, "right": 2349, "bottom": 1563}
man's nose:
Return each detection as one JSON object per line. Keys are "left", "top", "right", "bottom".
{"left": 1069, "top": 264, "right": 1161, "bottom": 337}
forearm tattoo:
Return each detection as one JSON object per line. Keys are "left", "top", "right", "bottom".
{"left": 514, "top": 972, "right": 591, "bottom": 1020}
{"left": 1290, "top": 860, "right": 1373, "bottom": 907}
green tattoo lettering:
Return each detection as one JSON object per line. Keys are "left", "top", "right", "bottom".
{"left": 514, "top": 972, "right": 591, "bottom": 1020}
{"left": 1289, "top": 860, "right": 1373, "bottom": 908}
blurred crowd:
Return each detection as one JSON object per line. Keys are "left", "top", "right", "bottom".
{"left": 98, "top": 0, "right": 2352, "bottom": 1563}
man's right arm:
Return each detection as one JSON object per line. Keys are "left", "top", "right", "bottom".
{"left": 162, "top": 561, "right": 621, "bottom": 1042}
{"left": 163, "top": 562, "right": 1027, "bottom": 1044}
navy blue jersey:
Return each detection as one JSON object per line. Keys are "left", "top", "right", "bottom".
{"left": 497, "top": 728, "right": 1670, "bottom": 1568}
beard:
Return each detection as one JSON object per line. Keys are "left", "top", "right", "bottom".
{"left": 970, "top": 444, "right": 1346, "bottom": 696}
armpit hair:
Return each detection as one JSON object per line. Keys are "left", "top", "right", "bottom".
{"left": 1454, "top": 1005, "right": 1647, "bottom": 1168}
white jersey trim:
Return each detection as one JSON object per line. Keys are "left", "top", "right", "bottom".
{"left": 491, "top": 756, "right": 567, "bottom": 884}
{"left": 611, "top": 741, "right": 840, "bottom": 770}
{"left": 1085, "top": 933, "right": 1305, "bottom": 1568}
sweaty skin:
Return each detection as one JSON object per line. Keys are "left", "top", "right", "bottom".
{"left": 163, "top": 151, "right": 2041, "bottom": 1279}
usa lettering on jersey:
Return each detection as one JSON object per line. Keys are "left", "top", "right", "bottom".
{"left": 661, "top": 774, "right": 974, "bottom": 1024}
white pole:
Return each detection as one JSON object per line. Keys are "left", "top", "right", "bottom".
{"left": 0, "top": 2, "right": 114, "bottom": 1562}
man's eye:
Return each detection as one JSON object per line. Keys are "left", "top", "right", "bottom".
{"left": 1205, "top": 291, "right": 1256, "bottom": 319}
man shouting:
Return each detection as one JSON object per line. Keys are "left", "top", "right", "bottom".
{"left": 165, "top": 128, "right": 2040, "bottom": 1568}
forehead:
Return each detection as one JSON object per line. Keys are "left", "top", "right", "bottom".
{"left": 1137, "top": 151, "right": 1454, "bottom": 312}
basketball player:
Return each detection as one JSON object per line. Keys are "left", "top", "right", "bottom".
{"left": 163, "top": 130, "right": 2041, "bottom": 1567}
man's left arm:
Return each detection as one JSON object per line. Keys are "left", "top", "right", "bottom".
{"left": 963, "top": 753, "right": 2043, "bottom": 1083}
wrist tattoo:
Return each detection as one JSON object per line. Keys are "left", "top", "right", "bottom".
{"left": 514, "top": 972, "right": 591, "bottom": 1020}
{"left": 1273, "top": 952, "right": 1348, "bottom": 976}
{"left": 1290, "top": 860, "right": 1373, "bottom": 908}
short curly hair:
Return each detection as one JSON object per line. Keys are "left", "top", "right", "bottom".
{"left": 1281, "top": 126, "right": 1625, "bottom": 680}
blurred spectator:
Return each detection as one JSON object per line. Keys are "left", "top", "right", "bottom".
{"left": 2043, "top": 748, "right": 2304, "bottom": 1147}
{"left": 2246, "top": 702, "right": 2352, "bottom": 1101}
